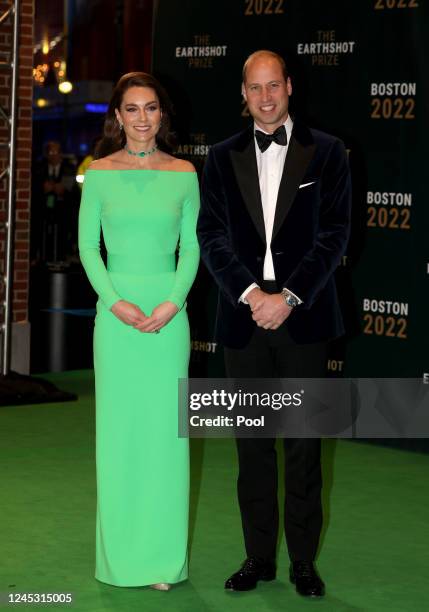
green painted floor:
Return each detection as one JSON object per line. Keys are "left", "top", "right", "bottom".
{"left": 1, "top": 370, "right": 428, "bottom": 612}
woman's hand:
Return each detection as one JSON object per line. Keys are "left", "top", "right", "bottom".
{"left": 111, "top": 300, "right": 147, "bottom": 326}
{"left": 134, "top": 301, "right": 179, "bottom": 333}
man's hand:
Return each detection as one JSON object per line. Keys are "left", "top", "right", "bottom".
{"left": 250, "top": 292, "right": 293, "bottom": 330}
{"left": 134, "top": 301, "right": 179, "bottom": 333}
{"left": 111, "top": 300, "right": 147, "bottom": 326}
{"left": 245, "top": 287, "right": 266, "bottom": 311}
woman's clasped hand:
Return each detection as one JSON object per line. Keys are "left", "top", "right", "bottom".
{"left": 111, "top": 299, "right": 179, "bottom": 332}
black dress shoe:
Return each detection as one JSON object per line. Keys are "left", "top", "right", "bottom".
{"left": 289, "top": 560, "right": 325, "bottom": 597}
{"left": 225, "top": 557, "right": 276, "bottom": 591}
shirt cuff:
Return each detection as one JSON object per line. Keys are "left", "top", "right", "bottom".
{"left": 282, "top": 287, "right": 303, "bottom": 305}
{"left": 239, "top": 283, "right": 260, "bottom": 304}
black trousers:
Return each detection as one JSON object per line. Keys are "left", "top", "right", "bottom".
{"left": 224, "top": 282, "right": 328, "bottom": 563}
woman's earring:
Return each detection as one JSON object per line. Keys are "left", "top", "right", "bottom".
{"left": 118, "top": 121, "right": 123, "bottom": 130}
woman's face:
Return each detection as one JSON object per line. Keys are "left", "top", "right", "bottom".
{"left": 115, "top": 86, "right": 162, "bottom": 149}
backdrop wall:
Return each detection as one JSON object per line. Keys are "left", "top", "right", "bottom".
{"left": 151, "top": 0, "right": 428, "bottom": 381}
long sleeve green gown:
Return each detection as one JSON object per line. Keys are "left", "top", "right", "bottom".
{"left": 78, "top": 168, "right": 200, "bottom": 587}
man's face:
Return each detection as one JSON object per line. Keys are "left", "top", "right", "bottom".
{"left": 47, "top": 143, "right": 62, "bottom": 165}
{"left": 242, "top": 57, "right": 292, "bottom": 133}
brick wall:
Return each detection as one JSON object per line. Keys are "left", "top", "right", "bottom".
{"left": 0, "top": 0, "right": 33, "bottom": 325}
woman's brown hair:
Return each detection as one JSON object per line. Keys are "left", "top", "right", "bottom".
{"left": 95, "top": 72, "right": 175, "bottom": 159}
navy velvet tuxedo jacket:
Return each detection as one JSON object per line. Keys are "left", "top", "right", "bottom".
{"left": 197, "top": 120, "right": 351, "bottom": 349}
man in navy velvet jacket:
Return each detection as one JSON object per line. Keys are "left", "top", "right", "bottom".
{"left": 197, "top": 50, "right": 351, "bottom": 598}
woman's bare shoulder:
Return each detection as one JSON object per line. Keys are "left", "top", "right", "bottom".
{"left": 88, "top": 153, "right": 125, "bottom": 171}
{"left": 162, "top": 155, "right": 196, "bottom": 173}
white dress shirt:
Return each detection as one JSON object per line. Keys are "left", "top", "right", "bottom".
{"left": 240, "top": 115, "right": 302, "bottom": 304}
{"left": 48, "top": 163, "right": 60, "bottom": 179}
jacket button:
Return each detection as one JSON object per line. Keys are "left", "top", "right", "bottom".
{"left": 274, "top": 251, "right": 284, "bottom": 255}
{"left": 256, "top": 256, "right": 262, "bottom": 262}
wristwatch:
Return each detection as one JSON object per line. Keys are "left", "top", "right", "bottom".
{"left": 281, "top": 289, "right": 299, "bottom": 308}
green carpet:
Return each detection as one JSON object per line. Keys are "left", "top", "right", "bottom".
{"left": 1, "top": 370, "right": 428, "bottom": 611}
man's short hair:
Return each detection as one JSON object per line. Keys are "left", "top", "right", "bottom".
{"left": 242, "top": 50, "right": 289, "bottom": 84}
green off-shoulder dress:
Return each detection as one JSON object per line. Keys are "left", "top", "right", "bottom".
{"left": 78, "top": 169, "right": 200, "bottom": 587}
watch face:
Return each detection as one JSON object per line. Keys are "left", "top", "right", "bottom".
{"left": 286, "top": 295, "right": 298, "bottom": 307}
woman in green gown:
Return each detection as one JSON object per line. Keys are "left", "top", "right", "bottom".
{"left": 78, "top": 72, "right": 200, "bottom": 590}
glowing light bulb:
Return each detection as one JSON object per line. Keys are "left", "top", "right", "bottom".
{"left": 58, "top": 81, "right": 73, "bottom": 94}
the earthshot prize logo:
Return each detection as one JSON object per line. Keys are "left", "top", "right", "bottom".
{"left": 297, "top": 30, "right": 356, "bottom": 66}
{"left": 191, "top": 339, "right": 218, "bottom": 354}
{"left": 175, "top": 34, "right": 228, "bottom": 68}
{"left": 176, "top": 133, "right": 210, "bottom": 161}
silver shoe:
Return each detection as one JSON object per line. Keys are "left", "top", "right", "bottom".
{"left": 150, "top": 583, "right": 171, "bottom": 591}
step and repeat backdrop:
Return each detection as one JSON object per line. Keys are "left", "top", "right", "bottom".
{"left": 152, "top": 0, "right": 427, "bottom": 380}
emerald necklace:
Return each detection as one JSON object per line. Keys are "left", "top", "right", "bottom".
{"left": 124, "top": 145, "right": 157, "bottom": 158}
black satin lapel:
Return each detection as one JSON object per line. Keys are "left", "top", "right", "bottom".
{"left": 230, "top": 141, "right": 266, "bottom": 243}
{"left": 272, "top": 136, "right": 316, "bottom": 238}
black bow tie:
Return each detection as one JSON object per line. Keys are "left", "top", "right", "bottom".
{"left": 255, "top": 125, "right": 287, "bottom": 152}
